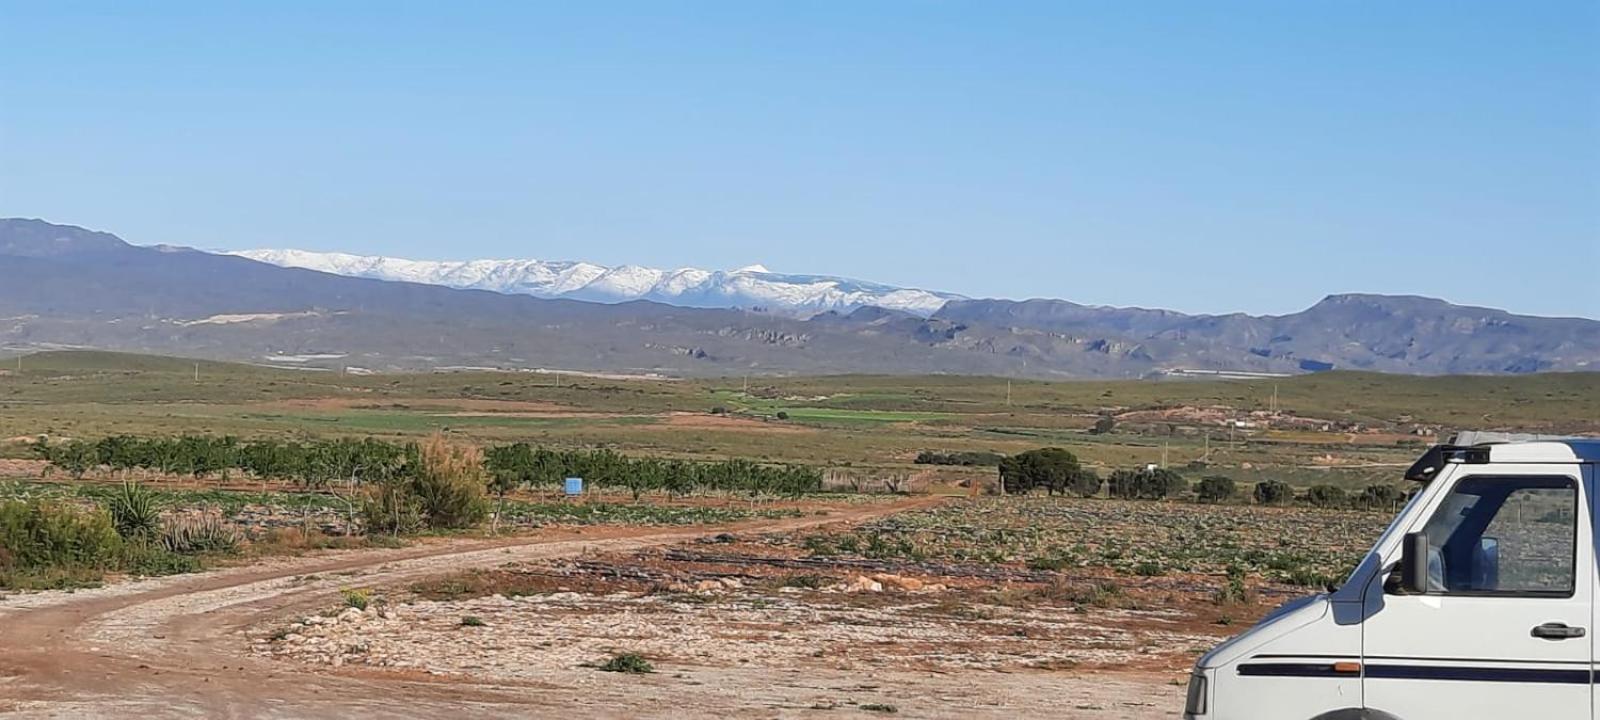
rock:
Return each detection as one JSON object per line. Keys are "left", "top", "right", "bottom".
{"left": 871, "top": 574, "right": 924, "bottom": 592}
{"left": 331, "top": 655, "right": 344, "bottom": 668}
{"left": 845, "top": 576, "right": 883, "bottom": 593}
{"left": 336, "top": 608, "right": 364, "bottom": 624}
{"left": 694, "top": 580, "right": 724, "bottom": 593}
{"left": 718, "top": 577, "right": 743, "bottom": 590}
{"left": 284, "top": 633, "right": 306, "bottom": 644}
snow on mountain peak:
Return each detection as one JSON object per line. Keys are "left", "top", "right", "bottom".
{"left": 229, "top": 249, "right": 958, "bottom": 316}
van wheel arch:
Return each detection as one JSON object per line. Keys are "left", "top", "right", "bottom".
{"left": 1310, "top": 710, "right": 1402, "bottom": 720}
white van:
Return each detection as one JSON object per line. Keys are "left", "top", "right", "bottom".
{"left": 1187, "top": 439, "right": 1599, "bottom": 719}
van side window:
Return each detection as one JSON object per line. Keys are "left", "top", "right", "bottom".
{"left": 1417, "top": 476, "right": 1577, "bottom": 596}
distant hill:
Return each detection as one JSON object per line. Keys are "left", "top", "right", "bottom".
{"left": 1, "top": 218, "right": 1595, "bottom": 377}
{"left": 933, "top": 295, "right": 1600, "bottom": 375}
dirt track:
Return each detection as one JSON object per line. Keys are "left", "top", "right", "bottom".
{"left": 0, "top": 498, "right": 1181, "bottom": 719}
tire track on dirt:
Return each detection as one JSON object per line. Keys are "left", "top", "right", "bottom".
{"left": 0, "top": 497, "right": 941, "bottom": 719}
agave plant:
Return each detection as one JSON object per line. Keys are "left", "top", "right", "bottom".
{"left": 106, "top": 481, "right": 162, "bottom": 539}
{"left": 160, "top": 513, "right": 240, "bottom": 554}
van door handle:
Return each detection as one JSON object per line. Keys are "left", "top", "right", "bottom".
{"left": 1531, "top": 623, "right": 1586, "bottom": 640}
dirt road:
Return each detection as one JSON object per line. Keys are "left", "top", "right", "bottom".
{"left": 0, "top": 498, "right": 1182, "bottom": 719}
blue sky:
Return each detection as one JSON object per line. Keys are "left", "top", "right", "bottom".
{"left": 2, "top": 2, "right": 1595, "bottom": 318}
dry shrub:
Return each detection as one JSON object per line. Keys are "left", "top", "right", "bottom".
{"left": 412, "top": 433, "right": 488, "bottom": 530}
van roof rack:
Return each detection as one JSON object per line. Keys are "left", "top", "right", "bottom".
{"left": 1404, "top": 444, "right": 1491, "bottom": 483}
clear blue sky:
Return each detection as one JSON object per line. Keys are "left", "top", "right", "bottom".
{"left": 2, "top": 2, "right": 1595, "bottom": 318}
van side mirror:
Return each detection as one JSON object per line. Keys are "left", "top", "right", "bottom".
{"left": 1395, "top": 532, "right": 1430, "bottom": 594}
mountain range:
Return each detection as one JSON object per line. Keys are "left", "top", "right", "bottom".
{"left": 232, "top": 249, "right": 957, "bottom": 316}
{"left": 2, "top": 218, "right": 1595, "bottom": 378}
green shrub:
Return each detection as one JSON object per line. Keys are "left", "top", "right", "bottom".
{"left": 598, "top": 652, "right": 654, "bottom": 673}
{"left": 120, "top": 540, "right": 203, "bottom": 577}
{"left": 362, "top": 483, "right": 425, "bottom": 536}
{"left": 460, "top": 615, "right": 486, "bottom": 627}
{"left": 0, "top": 501, "right": 122, "bottom": 571}
{"left": 342, "top": 588, "right": 372, "bottom": 610}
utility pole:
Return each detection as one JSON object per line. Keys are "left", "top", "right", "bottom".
{"left": 194, "top": 363, "right": 200, "bottom": 383}
{"left": 743, "top": 375, "right": 749, "bottom": 395}
{"left": 1005, "top": 380, "right": 1012, "bottom": 407}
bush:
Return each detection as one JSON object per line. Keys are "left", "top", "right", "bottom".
{"left": 1304, "top": 484, "right": 1348, "bottom": 509}
{"left": 598, "top": 652, "right": 654, "bottom": 673}
{"left": 1089, "top": 416, "right": 1116, "bottom": 435}
{"left": 460, "top": 615, "right": 486, "bottom": 627}
{"left": 775, "top": 411, "right": 789, "bottom": 421}
{"left": 1195, "top": 476, "right": 1236, "bottom": 503}
{"left": 362, "top": 483, "right": 426, "bottom": 536}
{"left": 342, "top": 588, "right": 372, "bottom": 610}
{"left": 410, "top": 434, "right": 489, "bottom": 530}
{"left": 1253, "top": 480, "right": 1293, "bottom": 506}
{"left": 0, "top": 501, "right": 123, "bottom": 572}
{"left": 107, "top": 481, "right": 163, "bottom": 539}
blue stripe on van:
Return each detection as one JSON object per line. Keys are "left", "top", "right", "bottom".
{"left": 1237, "top": 662, "right": 1591, "bottom": 685}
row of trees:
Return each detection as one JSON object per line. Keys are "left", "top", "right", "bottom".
{"left": 34, "top": 435, "right": 825, "bottom": 534}
{"left": 998, "top": 447, "right": 1404, "bottom": 509}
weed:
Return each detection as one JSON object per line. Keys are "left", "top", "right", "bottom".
{"left": 460, "top": 615, "right": 486, "bottom": 627}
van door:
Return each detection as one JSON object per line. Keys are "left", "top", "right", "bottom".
{"left": 1362, "top": 464, "right": 1591, "bottom": 719}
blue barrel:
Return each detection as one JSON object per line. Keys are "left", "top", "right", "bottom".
{"left": 564, "top": 477, "right": 584, "bottom": 496}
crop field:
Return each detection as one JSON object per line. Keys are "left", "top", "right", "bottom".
{"left": 792, "top": 497, "right": 1390, "bottom": 587}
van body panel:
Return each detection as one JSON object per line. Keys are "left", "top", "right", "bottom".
{"left": 1360, "top": 462, "right": 1591, "bottom": 719}
{"left": 1194, "top": 444, "right": 1600, "bottom": 719}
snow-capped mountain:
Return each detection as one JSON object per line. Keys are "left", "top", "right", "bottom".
{"left": 230, "top": 249, "right": 959, "bottom": 316}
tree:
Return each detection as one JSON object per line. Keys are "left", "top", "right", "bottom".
{"left": 485, "top": 443, "right": 533, "bottom": 533}
{"left": 1196, "top": 476, "right": 1236, "bottom": 503}
{"left": 1067, "top": 467, "right": 1102, "bottom": 498}
{"left": 998, "top": 448, "right": 1083, "bottom": 495}
{"left": 1107, "top": 467, "right": 1186, "bottom": 500}
{"left": 1253, "top": 479, "right": 1293, "bottom": 506}
{"left": 1304, "top": 484, "right": 1347, "bottom": 509}
{"left": 1089, "top": 415, "right": 1116, "bottom": 435}
{"left": 1357, "top": 483, "right": 1403, "bottom": 511}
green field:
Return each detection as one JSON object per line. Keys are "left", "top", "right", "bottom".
{"left": 2, "top": 351, "right": 1595, "bottom": 492}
